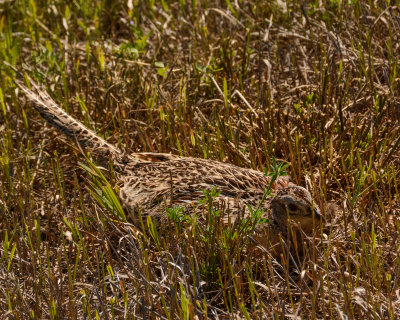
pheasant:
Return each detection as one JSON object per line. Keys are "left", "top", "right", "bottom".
{"left": 17, "top": 80, "right": 324, "bottom": 253}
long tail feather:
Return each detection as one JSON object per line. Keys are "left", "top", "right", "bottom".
{"left": 17, "top": 80, "right": 121, "bottom": 160}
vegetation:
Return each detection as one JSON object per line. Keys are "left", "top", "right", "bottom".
{"left": 1, "top": 0, "right": 400, "bottom": 318}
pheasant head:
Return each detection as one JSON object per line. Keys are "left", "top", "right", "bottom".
{"left": 271, "top": 186, "right": 323, "bottom": 235}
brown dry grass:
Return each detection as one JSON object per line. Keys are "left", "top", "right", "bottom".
{"left": 1, "top": 0, "right": 400, "bottom": 319}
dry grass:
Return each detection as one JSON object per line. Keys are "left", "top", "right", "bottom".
{"left": 1, "top": 0, "right": 400, "bottom": 318}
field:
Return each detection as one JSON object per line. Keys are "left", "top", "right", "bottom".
{"left": 1, "top": 0, "right": 400, "bottom": 318}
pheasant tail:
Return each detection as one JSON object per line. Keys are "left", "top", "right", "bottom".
{"left": 17, "top": 81, "right": 121, "bottom": 161}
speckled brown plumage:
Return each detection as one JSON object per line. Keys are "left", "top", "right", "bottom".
{"left": 18, "top": 81, "right": 324, "bottom": 252}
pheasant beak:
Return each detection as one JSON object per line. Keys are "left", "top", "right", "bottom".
{"left": 313, "top": 206, "right": 324, "bottom": 222}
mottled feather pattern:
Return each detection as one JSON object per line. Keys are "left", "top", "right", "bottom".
{"left": 18, "top": 81, "right": 324, "bottom": 253}
{"left": 120, "top": 157, "right": 290, "bottom": 219}
{"left": 18, "top": 82, "right": 121, "bottom": 159}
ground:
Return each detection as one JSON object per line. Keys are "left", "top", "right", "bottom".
{"left": 0, "top": 0, "right": 400, "bottom": 319}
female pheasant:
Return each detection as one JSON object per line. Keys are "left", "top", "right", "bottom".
{"left": 17, "top": 80, "right": 323, "bottom": 252}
